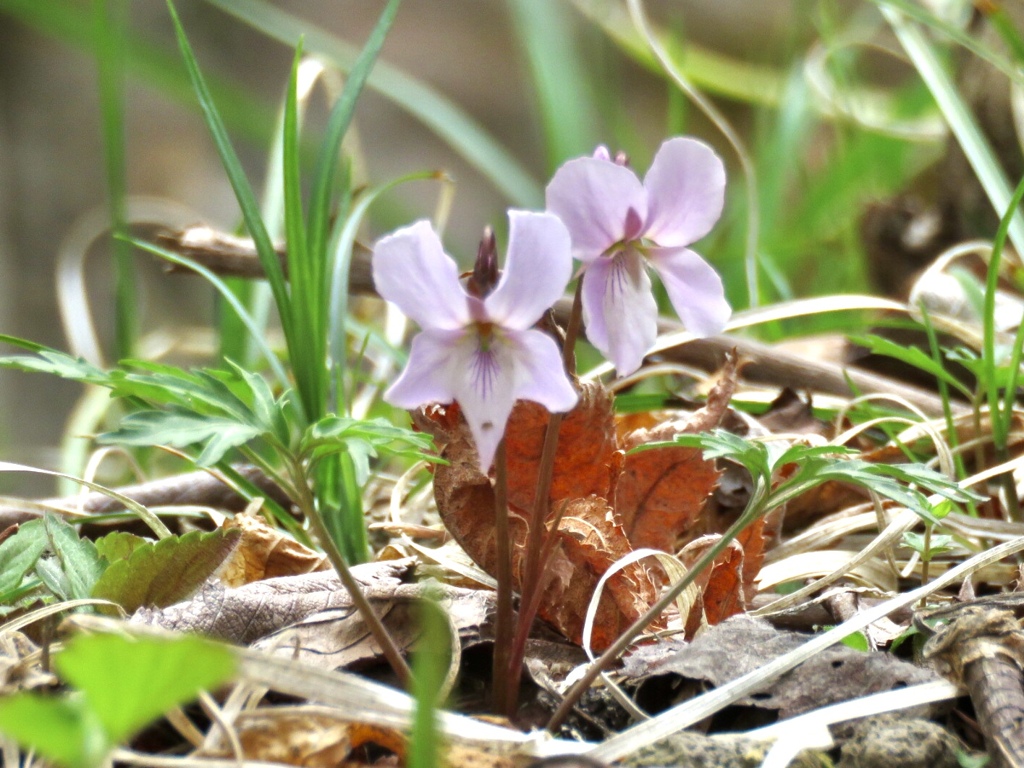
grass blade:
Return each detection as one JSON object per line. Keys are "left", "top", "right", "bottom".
{"left": 307, "top": 0, "right": 402, "bottom": 264}
{"left": 507, "top": 0, "right": 599, "bottom": 170}
{"left": 166, "top": 0, "right": 298, "bottom": 414}
{"left": 878, "top": 2, "right": 1024, "bottom": 257}
{"left": 95, "top": 0, "right": 134, "bottom": 359}
{"left": 203, "top": 0, "right": 542, "bottom": 205}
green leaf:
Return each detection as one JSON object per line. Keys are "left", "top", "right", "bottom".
{"left": 902, "top": 532, "right": 955, "bottom": 559}
{"left": 44, "top": 514, "right": 104, "bottom": 601}
{"left": 0, "top": 519, "right": 47, "bottom": 594}
{"left": 91, "top": 528, "right": 241, "bottom": 613}
{"left": 99, "top": 410, "right": 263, "bottom": 467}
{"left": 35, "top": 557, "right": 71, "bottom": 601}
{"left": 839, "top": 630, "right": 869, "bottom": 653}
{"left": 0, "top": 334, "right": 108, "bottom": 385}
{"left": 55, "top": 632, "right": 236, "bottom": 745}
{"left": 94, "top": 531, "right": 151, "bottom": 564}
{"left": 0, "top": 692, "right": 107, "bottom": 768}
{"left": 849, "top": 334, "right": 972, "bottom": 398}
{"left": 302, "top": 416, "right": 434, "bottom": 462}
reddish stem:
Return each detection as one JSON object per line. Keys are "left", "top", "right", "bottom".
{"left": 491, "top": 440, "right": 513, "bottom": 714}
{"left": 501, "top": 283, "right": 583, "bottom": 714}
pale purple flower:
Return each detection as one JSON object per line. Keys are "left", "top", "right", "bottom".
{"left": 546, "top": 137, "right": 731, "bottom": 375}
{"left": 372, "top": 210, "right": 578, "bottom": 471}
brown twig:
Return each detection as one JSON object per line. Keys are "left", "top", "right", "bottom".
{"left": 919, "top": 598, "right": 1024, "bottom": 768}
{"left": 0, "top": 464, "right": 290, "bottom": 528}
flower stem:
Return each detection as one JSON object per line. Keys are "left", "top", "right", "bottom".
{"left": 491, "top": 439, "right": 513, "bottom": 714}
{"left": 562, "top": 280, "right": 584, "bottom": 376}
{"left": 502, "top": 284, "right": 584, "bottom": 714}
{"left": 292, "top": 458, "right": 412, "bottom": 688}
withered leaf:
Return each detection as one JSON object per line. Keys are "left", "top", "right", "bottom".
{"left": 92, "top": 528, "right": 241, "bottom": 614}
{"left": 611, "top": 354, "right": 736, "bottom": 552}
{"left": 613, "top": 436, "right": 721, "bottom": 553}
{"left": 503, "top": 382, "right": 618, "bottom": 511}
{"left": 428, "top": 393, "right": 658, "bottom": 650}
{"left": 677, "top": 518, "right": 768, "bottom": 635}
{"left": 132, "top": 559, "right": 415, "bottom": 645}
{"left": 537, "top": 497, "right": 659, "bottom": 651}
{"left": 252, "top": 580, "right": 492, "bottom": 673}
{"left": 220, "top": 509, "right": 329, "bottom": 587}
{"left": 622, "top": 615, "right": 940, "bottom": 719}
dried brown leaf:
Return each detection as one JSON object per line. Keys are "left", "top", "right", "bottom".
{"left": 220, "top": 509, "right": 329, "bottom": 587}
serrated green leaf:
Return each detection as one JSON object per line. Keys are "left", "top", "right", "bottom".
{"left": 44, "top": 514, "right": 104, "bottom": 601}
{"left": 0, "top": 519, "right": 47, "bottom": 595}
{"left": 302, "top": 416, "right": 434, "bottom": 470}
{"left": 99, "top": 410, "right": 262, "bottom": 467}
{"left": 225, "top": 360, "right": 290, "bottom": 443}
{"left": 91, "top": 528, "right": 241, "bottom": 613}
{"left": 55, "top": 632, "right": 235, "bottom": 746}
{"left": 94, "top": 531, "right": 151, "bottom": 564}
{"left": 0, "top": 335, "right": 109, "bottom": 386}
{"left": 0, "top": 692, "right": 106, "bottom": 768}
{"left": 901, "top": 531, "right": 929, "bottom": 555}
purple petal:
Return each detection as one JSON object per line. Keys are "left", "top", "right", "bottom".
{"left": 485, "top": 210, "right": 572, "bottom": 330}
{"left": 506, "top": 329, "right": 578, "bottom": 413}
{"left": 582, "top": 251, "right": 658, "bottom": 375}
{"left": 372, "top": 220, "right": 469, "bottom": 330}
{"left": 383, "top": 328, "right": 465, "bottom": 409}
{"left": 643, "top": 138, "right": 726, "bottom": 247}
{"left": 449, "top": 336, "right": 518, "bottom": 472}
{"left": 648, "top": 246, "right": 731, "bottom": 337}
{"left": 545, "top": 157, "right": 647, "bottom": 262}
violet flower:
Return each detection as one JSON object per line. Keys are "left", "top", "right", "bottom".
{"left": 372, "top": 210, "right": 578, "bottom": 471}
{"left": 546, "top": 137, "right": 731, "bottom": 375}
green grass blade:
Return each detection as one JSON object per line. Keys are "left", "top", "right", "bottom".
{"left": 327, "top": 170, "right": 436, "bottom": 413}
{"left": 879, "top": 2, "right": 1024, "bottom": 257}
{"left": 986, "top": 173, "right": 1024, "bottom": 448}
{"left": 876, "top": 0, "right": 1020, "bottom": 81}
{"left": 568, "top": 0, "right": 785, "bottom": 106}
{"left": 203, "top": 0, "right": 542, "bottom": 205}
{"left": 95, "top": 0, "right": 134, "bottom": 360}
{"left": 166, "top": 0, "right": 299, "bottom": 411}
{"left": 507, "top": 0, "right": 599, "bottom": 170}
{"left": 307, "top": 0, "right": 401, "bottom": 264}
{"left": 281, "top": 40, "right": 322, "bottom": 422}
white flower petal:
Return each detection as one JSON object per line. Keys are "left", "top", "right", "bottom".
{"left": 580, "top": 257, "right": 614, "bottom": 358}
{"left": 602, "top": 251, "right": 658, "bottom": 375}
{"left": 485, "top": 210, "right": 573, "bottom": 330}
{"left": 372, "top": 220, "right": 470, "bottom": 330}
{"left": 507, "top": 329, "right": 578, "bottom": 413}
{"left": 449, "top": 333, "right": 518, "bottom": 472}
{"left": 383, "top": 329, "right": 464, "bottom": 409}
{"left": 644, "top": 138, "right": 726, "bottom": 247}
{"left": 649, "top": 246, "right": 731, "bottom": 337}
{"left": 546, "top": 157, "right": 647, "bottom": 262}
